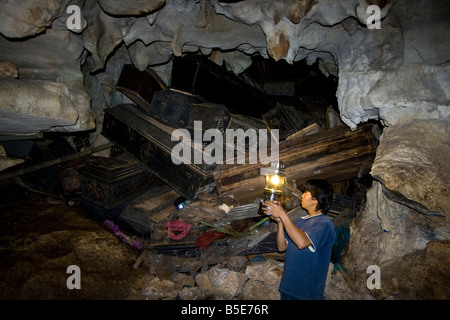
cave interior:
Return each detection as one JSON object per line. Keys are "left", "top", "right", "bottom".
{"left": 0, "top": 0, "right": 448, "bottom": 301}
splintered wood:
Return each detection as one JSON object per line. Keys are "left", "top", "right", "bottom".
{"left": 214, "top": 123, "right": 378, "bottom": 204}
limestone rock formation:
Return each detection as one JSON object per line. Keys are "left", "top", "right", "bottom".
{"left": 327, "top": 181, "right": 450, "bottom": 299}
{"left": 1, "top": 0, "right": 448, "bottom": 135}
{"left": 0, "top": 78, "right": 79, "bottom": 134}
{"left": 97, "top": 0, "right": 165, "bottom": 16}
{"left": 328, "top": 121, "right": 450, "bottom": 299}
{"left": 0, "top": 61, "right": 18, "bottom": 78}
{"left": 0, "top": 8, "right": 95, "bottom": 135}
{"left": 371, "top": 120, "right": 450, "bottom": 215}
{"left": 0, "top": 0, "right": 71, "bottom": 38}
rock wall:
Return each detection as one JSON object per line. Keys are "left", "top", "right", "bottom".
{"left": 327, "top": 121, "right": 449, "bottom": 299}
{"left": 0, "top": 0, "right": 94, "bottom": 135}
{"left": 325, "top": 180, "right": 450, "bottom": 300}
{"left": 325, "top": 120, "right": 449, "bottom": 299}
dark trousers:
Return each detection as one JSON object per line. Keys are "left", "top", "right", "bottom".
{"left": 280, "top": 292, "right": 299, "bottom": 300}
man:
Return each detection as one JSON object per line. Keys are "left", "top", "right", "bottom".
{"left": 262, "top": 179, "right": 335, "bottom": 300}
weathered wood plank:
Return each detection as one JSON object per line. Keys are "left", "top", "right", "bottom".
{"left": 214, "top": 123, "right": 377, "bottom": 203}
{"left": 0, "top": 142, "right": 114, "bottom": 181}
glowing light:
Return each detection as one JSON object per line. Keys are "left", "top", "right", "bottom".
{"left": 270, "top": 175, "right": 281, "bottom": 186}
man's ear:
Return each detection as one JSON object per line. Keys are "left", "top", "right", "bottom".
{"left": 313, "top": 198, "right": 319, "bottom": 210}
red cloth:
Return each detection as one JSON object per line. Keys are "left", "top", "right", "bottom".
{"left": 166, "top": 220, "right": 192, "bottom": 240}
{"left": 196, "top": 230, "right": 227, "bottom": 250}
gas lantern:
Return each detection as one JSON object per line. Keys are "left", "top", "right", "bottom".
{"left": 258, "top": 160, "right": 286, "bottom": 215}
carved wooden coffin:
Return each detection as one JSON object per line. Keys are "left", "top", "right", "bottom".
{"left": 186, "top": 102, "right": 230, "bottom": 135}
{"left": 101, "top": 104, "right": 215, "bottom": 200}
{"left": 78, "top": 153, "right": 156, "bottom": 209}
{"left": 148, "top": 89, "right": 199, "bottom": 128}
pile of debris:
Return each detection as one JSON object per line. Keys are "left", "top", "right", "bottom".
{"left": 93, "top": 55, "right": 377, "bottom": 258}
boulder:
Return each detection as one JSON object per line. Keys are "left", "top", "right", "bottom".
{"left": 245, "top": 260, "right": 284, "bottom": 286}
{"left": 208, "top": 267, "right": 248, "bottom": 300}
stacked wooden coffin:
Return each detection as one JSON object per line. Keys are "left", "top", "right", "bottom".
{"left": 99, "top": 56, "right": 378, "bottom": 256}
{"left": 104, "top": 57, "right": 379, "bottom": 205}
{"left": 214, "top": 123, "right": 378, "bottom": 204}
{"left": 103, "top": 58, "right": 269, "bottom": 201}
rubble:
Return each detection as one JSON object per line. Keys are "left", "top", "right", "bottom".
{"left": 208, "top": 267, "right": 248, "bottom": 299}
{"left": 245, "top": 259, "right": 284, "bottom": 286}
{"left": 136, "top": 253, "right": 284, "bottom": 300}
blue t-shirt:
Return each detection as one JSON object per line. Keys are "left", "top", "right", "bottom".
{"left": 279, "top": 214, "right": 336, "bottom": 300}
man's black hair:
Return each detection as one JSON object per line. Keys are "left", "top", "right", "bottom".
{"left": 304, "top": 179, "right": 333, "bottom": 215}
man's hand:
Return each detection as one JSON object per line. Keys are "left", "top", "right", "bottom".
{"left": 263, "top": 200, "right": 312, "bottom": 250}
{"left": 262, "top": 200, "right": 286, "bottom": 221}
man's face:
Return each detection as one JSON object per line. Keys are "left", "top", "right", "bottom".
{"left": 301, "top": 191, "right": 318, "bottom": 212}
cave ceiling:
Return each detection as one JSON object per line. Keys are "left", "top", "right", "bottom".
{"left": 0, "top": 0, "right": 448, "bottom": 136}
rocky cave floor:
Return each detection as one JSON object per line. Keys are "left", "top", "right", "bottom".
{"left": 2, "top": 180, "right": 449, "bottom": 301}
{"left": 0, "top": 181, "right": 287, "bottom": 301}
{"left": 0, "top": 182, "right": 149, "bottom": 300}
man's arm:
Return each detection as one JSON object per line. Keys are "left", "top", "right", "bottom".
{"left": 264, "top": 201, "right": 312, "bottom": 250}
{"left": 279, "top": 213, "right": 312, "bottom": 250}
{"left": 275, "top": 221, "right": 288, "bottom": 252}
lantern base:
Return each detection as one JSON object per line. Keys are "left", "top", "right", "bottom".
{"left": 258, "top": 191, "right": 282, "bottom": 215}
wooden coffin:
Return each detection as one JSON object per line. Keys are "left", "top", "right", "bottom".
{"left": 116, "top": 64, "right": 167, "bottom": 112}
{"left": 214, "top": 123, "right": 378, "bottom": 203}
{"left": 262, "top": 103, "right": 305, "bottom": 140}
{"left": 170, "top": 54, "right": 270, "bottom": 118}
{"left": 148, "top": 89, "right": 199, "bottom": 128}
{"left": 186, "top": 102, "right": 230, "bottom": 135}
{"left": 225, "top": 113, "right": 267, "bottom": 152}
{"left": 58, "top": 157, "right": 89, "bottom": 194}
{"left": 101, "top": 104, "right": 215, "bottom": 200}
{"left": 78, "top": 153, "right": 156, "bottom": 209}
{"left": 118, "top": 184, "right": 181, "bottom": 235}
{"left": 147, "top": 90, "right": 231, "bottom": 135}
